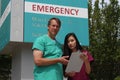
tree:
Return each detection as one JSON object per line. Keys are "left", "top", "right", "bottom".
{"left": 88, "top": 0, "right": 120, "bottom": 79}
{"left": 0, "top": 55, "right": 11, "bottom": 80}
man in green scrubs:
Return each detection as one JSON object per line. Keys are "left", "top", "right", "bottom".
{"left": 32, "top": 17, "right": 69, "bottom": 80}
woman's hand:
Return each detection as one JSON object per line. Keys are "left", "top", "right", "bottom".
{"left": 80, "top": 52, "right": 88, "bottom": 62}
{"left": 66, "top": 71, "right": 76, "bottom": 77}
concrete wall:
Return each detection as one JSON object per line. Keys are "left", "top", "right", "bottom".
{"left": 10, "top": 0, "right": 23, "bottom": 42}
{"left": 11, "top": 43, "right": 67, "bottom": 80}
{"left": 11, "top": 43, "right": 34, "bottom": 80}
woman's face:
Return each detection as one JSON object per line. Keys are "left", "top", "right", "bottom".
{"left": 67, "top": 35, "right": 77, "bottom": 51}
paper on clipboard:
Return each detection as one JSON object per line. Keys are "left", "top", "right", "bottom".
{"left": 65, "top": 50, "right": 83, "bottom": 72}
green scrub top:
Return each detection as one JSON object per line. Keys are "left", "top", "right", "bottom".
{"left": 32, "top": 34, "right": 63, "bottom": 80}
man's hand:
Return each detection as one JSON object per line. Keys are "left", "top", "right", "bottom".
{"left": 59, "top": 56, "right": 69, "bottom": 65}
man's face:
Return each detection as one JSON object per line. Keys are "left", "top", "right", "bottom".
{"left": 48, "top": 19, "right": 60, "bottom": 37}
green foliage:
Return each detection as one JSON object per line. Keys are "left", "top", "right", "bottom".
{"left": 114, "top": 76, "right": 120, "bottom": 80}
{"left": 0, "top": 55, "right": 11, "bottom": 80}
{"left": 88, "top": 0, "right": 120, "bottom": 80}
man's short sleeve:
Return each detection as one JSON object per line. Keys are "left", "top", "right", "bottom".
{"left": 32, "top": 37, "right": 44, "bottom": 52}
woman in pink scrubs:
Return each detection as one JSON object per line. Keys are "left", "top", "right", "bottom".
{"left": 63, "top": 33, "right": 94, "bottom": 80}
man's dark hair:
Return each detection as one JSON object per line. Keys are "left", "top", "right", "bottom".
{"left": 48, "top": 17, "right": 61, "bottom": 27}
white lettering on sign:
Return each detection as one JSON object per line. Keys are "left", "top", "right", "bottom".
{"left": 25, "top": 1, "right": 88, "bottom": 18}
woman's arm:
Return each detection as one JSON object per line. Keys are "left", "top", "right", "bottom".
{"left": 80, "top": 53, "right": 91, "bottom": 74}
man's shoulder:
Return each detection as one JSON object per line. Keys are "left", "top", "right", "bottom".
{"left": 36, "top": 34, "right": 48, "bottom": 39}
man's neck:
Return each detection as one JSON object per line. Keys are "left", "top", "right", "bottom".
{"left": 48, "top": 33, "right": 55, "bottom": 40}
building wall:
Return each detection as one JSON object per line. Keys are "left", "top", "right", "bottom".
{"left": 10, "top": 0, "right": 23, "bottom": 42}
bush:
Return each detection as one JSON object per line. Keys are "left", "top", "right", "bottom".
{"left": 114, "top": 76, "right": 120, "bottom": 80}
{"left": 0, "top": 55, "right": 11, "bottom": 80}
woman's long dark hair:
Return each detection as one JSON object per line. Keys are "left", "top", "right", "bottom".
{"left": 63, "top": 32, "right": 83, "bottom": 57}
{"left": 63, "top": 33, "right": 83, "bottom": 77}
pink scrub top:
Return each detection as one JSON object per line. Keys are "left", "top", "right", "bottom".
{"left": 70, "top": 50, "right": 94, "bottom": 80}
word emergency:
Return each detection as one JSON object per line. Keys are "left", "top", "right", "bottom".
{"left": 32, "top": 4, "right": 79, "bottom": 16}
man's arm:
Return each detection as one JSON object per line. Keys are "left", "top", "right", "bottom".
{"left": 33, "top": 49, "right": 69, "bottom": 66}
